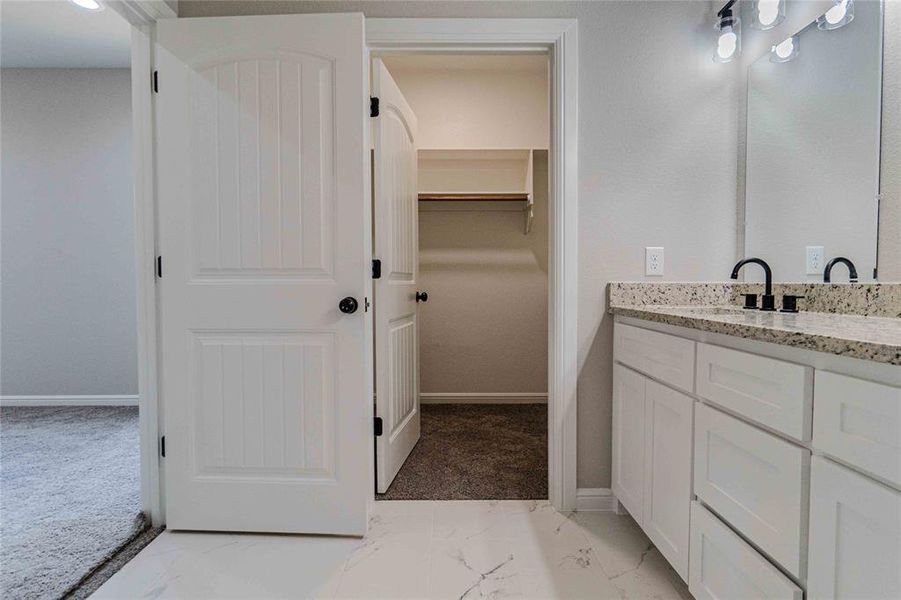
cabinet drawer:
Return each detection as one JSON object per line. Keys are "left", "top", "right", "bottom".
{"left": 696, "top": 343, "right": 812, "bottom": 441}
{"left": 614, "top": 323, "right": 695, "bottom": 393}
{"left": 808, "top": 457, "right": 901, "bottom": 600}
{"left": 813, "top": 371, "right": 901, "bottom": 487}
{"left": 694, "top": 404, "right": 809, "bottom": 578}
{"left": 689, "top": 502, "right": 802, "bottom": 600}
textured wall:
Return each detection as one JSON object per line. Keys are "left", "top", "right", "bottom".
{"left": 179, "top": 0, "right": 741, "bottom": 489}
{"left": 1, "top": 69, "right": 137, "bottom": 396}
{"left": 418, "top": 154, "right": 549, "bottom": 396}
{"left": 879, "top": 0, "right": 901, "bottom": 280}
{"left": 383, "top": 56, "right": 549, "bottom": 150}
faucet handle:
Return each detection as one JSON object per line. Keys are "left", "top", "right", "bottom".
{"left": 780, "top": 294, "right": 805, "bottom": 313}
{"left": 741, "top": 293, "right": 758, "bottom": 310}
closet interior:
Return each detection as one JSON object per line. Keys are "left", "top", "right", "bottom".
{"left": 374, "top": 54, "right": 550, "bottom": 500}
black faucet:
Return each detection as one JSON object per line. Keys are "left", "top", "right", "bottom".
{"left": 823, "top": 257, "right": 859, "bottom": 283}
{"left": 731, "top": 258, "right": 776, "bottom": 311}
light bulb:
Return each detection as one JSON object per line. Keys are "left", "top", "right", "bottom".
{"left": 770, "top": 36, "right": 799, "bottom": 62}
{"left": 758, "top": 0, "right": 779, "bottom": 26}
{"left": 825, "top": 0, "right": 847, "bottom": 24}
{"left": 718, "top": 32, "right": 738, "bottom": 60}
{"left": 818, "top": 0, "right": 854, "bottom": 30}
{"left": 775, "top": 38, "right": 793, "bottom": 58}
{"left": 69, "top": 0, "right": 102, "bottom": 9}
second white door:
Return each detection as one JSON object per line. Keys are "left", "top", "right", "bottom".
{"left": 372, "top": 58, "right": 421, "bottom": 493}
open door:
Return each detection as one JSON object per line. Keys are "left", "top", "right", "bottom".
{"left": 155, "top": 13, "right": 371, "bottom": 535}
{"left": 372, "top": 59, "right": 421, "bottom": 493}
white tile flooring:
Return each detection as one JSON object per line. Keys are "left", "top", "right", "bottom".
{"left": 92, "top": 501, "right": 692, "bottom": 599}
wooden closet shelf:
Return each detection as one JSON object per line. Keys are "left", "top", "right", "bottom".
{"left": 418, "top": 192, "right": 530, "bottom": 202}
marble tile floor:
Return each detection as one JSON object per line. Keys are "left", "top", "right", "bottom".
{"left": 92, "top": 500, "right": 692, "bottom": 599}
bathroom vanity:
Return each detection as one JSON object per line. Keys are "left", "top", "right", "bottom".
{"left": 608, "top": 282, "right": 901, "bottom": 599}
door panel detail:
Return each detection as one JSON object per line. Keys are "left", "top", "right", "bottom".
{"left": 190, "top": 56, "right": 335, "bottom": 279}
{"left": 190, "top": 331, "right": 335, "bottom": 478}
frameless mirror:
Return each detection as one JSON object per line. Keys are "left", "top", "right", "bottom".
{"left": 745, "top": 0, "right": 883, "bottom": 281}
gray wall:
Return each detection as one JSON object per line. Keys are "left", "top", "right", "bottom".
{"left": 1, "top": 68, "right": 137, "bottom": 396}
{"left": 880, "top": 0, "right": 901, "bottom": 280}
{"left": 180, "top": 0, "right": 741, "bottom": 489}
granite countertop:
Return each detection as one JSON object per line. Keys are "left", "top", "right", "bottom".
{"left": 610, "top": 304, "right": 901, "bottom": 366}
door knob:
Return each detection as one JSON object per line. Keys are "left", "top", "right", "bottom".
{"left": 339, "top": 296, "right": 359, "bottom": 314}
{"left": 415, "top": 291, "right": 429, "bottom": 303}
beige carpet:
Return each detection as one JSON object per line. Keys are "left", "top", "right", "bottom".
{"left": 376, "top": 404, "right": 547, "bottom": 500}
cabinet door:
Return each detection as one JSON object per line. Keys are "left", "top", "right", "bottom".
{"left": 808, "top": 456, "right": 901, "bottom": 600}
{"left": 642, "top": 380, "right": 693, "bottom": 581}
{"left": 612, "top": 364, "right": 646, "bottom": 522}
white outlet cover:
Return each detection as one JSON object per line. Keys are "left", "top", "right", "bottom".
{"left": 806, "top": 245, "right": 824, "bottom": 274}
{"left": 645, "top": 247, "right": 664, "bottom": 276}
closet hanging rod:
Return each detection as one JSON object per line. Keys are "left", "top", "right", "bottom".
{"left": 417, "top": 192, "right": 529, "bottom": 202}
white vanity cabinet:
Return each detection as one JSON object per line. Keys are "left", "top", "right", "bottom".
{"left": 807, "top": 456, "right": 901, "bottom": 600}
{"left": 612, "top": 317, "right": 901, "bottom": 599}
{"left": 612, "top": 327, "right": 694, "bottom": 581}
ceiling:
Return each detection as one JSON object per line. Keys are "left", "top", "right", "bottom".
{"left": 1, "top": 0, "right": 132, "bottom": 68}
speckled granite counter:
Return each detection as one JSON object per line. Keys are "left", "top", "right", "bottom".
{"left": 607, "top": 283, "right": 901, "bottom": 366}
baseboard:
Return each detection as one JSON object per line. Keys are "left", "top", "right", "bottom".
{"left": 575, "top": 487, "right": 616, "bottom": 512}
{"left": 0, "top": 395, "right": 140, "bottom": 407}
{"left": 420, "top": 392, "right": 547, "bottom": 404}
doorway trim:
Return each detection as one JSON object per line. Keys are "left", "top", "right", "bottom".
{"left": 366, "top": 18, "right": 579, "bottom": 512}
{"left": 111, "top": 0, "right": 177, "bottom": 527}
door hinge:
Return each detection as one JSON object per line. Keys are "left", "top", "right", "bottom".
{"left": 372, "top": 259, "right": 382, "bottom": 279}
{"left": 370, "top": 96, "right": 379, "bottom": 117}
{"left": 156, "top": 255, "right": 162, "bottom": 278}
{"left": 160, "top": 435, "right": 166, "bottom": 457}
{"left": 374, "top": 417, "right": 383, "bottom": 437}
{"left": 364, "top": 297, "right": 370, "bottom": 312}
{"left": 152, "top": 70, "right": 159, "bottom": 94}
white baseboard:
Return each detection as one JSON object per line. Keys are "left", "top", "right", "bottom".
{"left": 575, "top": 488, "right": 616, "bottom": 512}
{"left": 420, "top": 392, "right": 547, "bottom": 404}
{"left": 0, "top": 395, "right": 140, "bottom": 407}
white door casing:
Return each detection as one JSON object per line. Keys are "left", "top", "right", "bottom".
{"left": 371, "top": 58, "right": 420, "bottom": 493}
{"left": 155, "top": 13, "right": 371, "bottom": 534}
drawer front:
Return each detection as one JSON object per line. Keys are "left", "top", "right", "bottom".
{"left": 808, "top": 457, "right": 901, "bottom": 600}
{"left": 813, "top": 370, "right": 901, "bottom": 487}
{"left": 694, "top": 403, "right": 809, "bottom": 578}
{"left": 614, "top": 323, "right": 695, "bottom": 393}
{"left": 696, "top": 343, "right": 813, "bottom": 441}
{"left": 689, "top": 502, "right": 803, "bottom": 600}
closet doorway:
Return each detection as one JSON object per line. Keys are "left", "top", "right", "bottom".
{"left": 372, "top": 53, "right": 550, "bottom": 500}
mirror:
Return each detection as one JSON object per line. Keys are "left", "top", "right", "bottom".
{"left": 745, "top": 0, "right": 883, "bottom": 281}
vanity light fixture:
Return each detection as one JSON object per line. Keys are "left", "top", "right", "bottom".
{"left": 714, "top": 0, "right": 741, "bottom": 63}
{"left": 68, "top": 0, "right": 103, "bottom": 10}
{"left": 753, "top": 0, "right": 786, "bottom": 30}
{"left": 818, "top": 0, "right": 854, "bottom": 30}
{"left": 770, "top": 36, "right": 799, "bottom": 62}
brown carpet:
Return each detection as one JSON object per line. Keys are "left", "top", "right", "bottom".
{"left": 376, "top": 404, "right": 547, "bottom": 500}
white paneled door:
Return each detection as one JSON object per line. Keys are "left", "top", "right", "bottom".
{"left": 155, "top": 14, "right": 371, "bottom": 534}
{"left": 372, "top": 59, "right": 421, "bottom": 493}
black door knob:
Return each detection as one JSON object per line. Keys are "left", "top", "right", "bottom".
{"left": 339, "top": 296, "right": 359, "bottom": 314}
{"left": 415, "top": 291, "right": 429, "bottom": 303}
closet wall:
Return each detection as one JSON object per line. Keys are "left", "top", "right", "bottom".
{"left": 382, "top": 55, "right": 550, "bottom": 402}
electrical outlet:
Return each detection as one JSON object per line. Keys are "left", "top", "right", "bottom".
{"left": 645, "top": 247, "right": 664, "bottom": 276}
{"left": 806, "top": 246, "right": 824, "bottom": 275}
